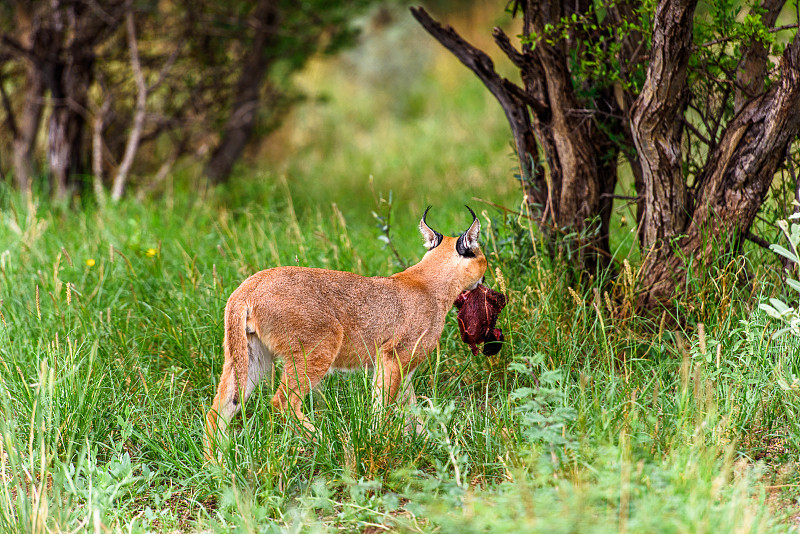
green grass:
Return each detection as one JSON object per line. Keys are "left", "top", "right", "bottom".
{"left": 0, "top": 7, "right": 799, "bottom": 530}
{"left": 0, "top": 183, "right": 798, "bottom": 532}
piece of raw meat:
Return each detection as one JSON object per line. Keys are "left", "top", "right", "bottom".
{"left": 454, "top": 284, "right": 507, "bottom": 356}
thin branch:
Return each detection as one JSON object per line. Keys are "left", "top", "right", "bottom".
{"left": 746, "top": 231, "right": 773, "bottom": 250}
{"left": 492, "top": 27, "right": 550, "bottom": 118}
{"left": 700, "top": 22, "right": 799, "bottom": 49}
{"left": 567, "top": 108, "right": 626, "bottom": 120}
{"left": 600, "top": 193, "right": 640, "bottom": 200}
{"left": 492, "top": 26, "right": 525, "bottom": 69}
{"left": 92, "top": 74, "right": 111, "bottom": 208}
{"left": 745, "top": 231, "right": 796, "bottom": 276}
{"left": 691, "top": 77, "right": 717, "bottom": 147}
{"left": 0, "top": 34, "right": 38, "bottom": 63}
{"left": 111, "top": 7, "right": 147, "bottom": 202}
{"left": 789, "top": 145, "right": 800, "bottom": 210}
{"left": 136, "top": 146, "right": 181, "bottom": 201}
{"left": 147, "top": 43, "right": 181, "bottom": 93}
{"left": 709, "top": 83, "right": 731, "bottom": 145}
{"left": 86, "top": 0, "right": 120, "bottom": 25}
{"left": 681, "top": 115, "right": 712, "bottom": 146}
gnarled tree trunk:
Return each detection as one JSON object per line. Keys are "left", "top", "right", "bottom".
{"left": 413, "top": 0, "right": 800, "bottom": 312}
{"left": 412, "top": 4, "right": 624, "bottom": 272}
{"left": 637, "top": 27, "right": 800, "bottom": 307}
{"left": 629, "top": 0, "right": 696, "bottom": 249}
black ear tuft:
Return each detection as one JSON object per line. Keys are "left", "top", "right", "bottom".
{"left": 465, "top": 205, "right": 477, "bottom": 221}
{"left": 456, "top": 205, "right": 480, "bottom": 256}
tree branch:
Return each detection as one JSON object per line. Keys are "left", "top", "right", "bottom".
{"left": 746, "top": 231, "right": 772, "bottom": 250}
{"left": 700, "top": 21, "right": 797, "bottom": 49}
{"left": 692, "top": 30, "right": 800, "bottom": 248}
{"left": 0, "top": 34, "right": 38, "bottom": 63}
{"left": 491, "top": 27, "right": 550, "bottom": 118}
{"left": 147, "top": 42, "right": 181, "bottom": 94}
{"left": 410, "top": 5, "right": 539, "bottom": 178}
{"left": 92, "top": 72, "right": 111, "bottom": 207}
{"left": 681, "top": 115, "right": 711, "bottom": 147}
{"left": 735, "top": 0, "right": 787, "bottom": 112}
{"left": 111, "top": 7, "right": 147, "bottom": 202}
{"left": 491, "top": 26, "right": 525, "bottom": 69}
{"left": 605, "top": 0, "right": 646, "bottom": 92}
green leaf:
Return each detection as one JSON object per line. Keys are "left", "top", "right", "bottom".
{"left": 759, "top": 303, "right": 783, "bottom": 319}
{"left": 787, "top": 278, "right": 800, "bottom": 293}
{"left": 769, "top": 244, "right": 799, "bottom": 263}
{"left": 768, "top": 298, "right": 793, "bottom": 315}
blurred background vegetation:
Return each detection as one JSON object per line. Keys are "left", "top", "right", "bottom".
{"left": 0, "top": 0, "right": 522, "bottom": 216}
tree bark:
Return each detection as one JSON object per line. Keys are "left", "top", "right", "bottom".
{"left": 7, "top": 2, "right": 45, "bottom": 193}
{"left": 12, "top": 59, "right": 45, "bottom": 194}
{"left": 637, "top": 30, "right": 800, "bottom": 308}
{"left": 92, "top": 75, "right": 111, "bottom": 207}
{"left": 735, "top": 0, "right": 787, "bottom": 113}
{"left": 629, "top": 0, "right": 698, "bottom": 249}
{"left": 206, "top": 0, "right": 279, "bottom": 184}
{"left": 46, "top": 55, "right": 92, "bottom": 198}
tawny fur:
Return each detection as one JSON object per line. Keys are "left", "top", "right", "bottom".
{"left": 205, "top": 210, "right": 487, "bottom": 456}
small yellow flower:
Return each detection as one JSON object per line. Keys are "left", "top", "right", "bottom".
{"left": 145, "top": 248, "right": 157, "bottom": 258}
{"left": 86, "top": 258, "right": 96, "bottom": 267}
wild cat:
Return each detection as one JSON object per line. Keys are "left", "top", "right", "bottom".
{"left": 205, "top": 207, "right": 487, "bottom": 455}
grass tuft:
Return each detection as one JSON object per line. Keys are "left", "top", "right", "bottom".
{"left": 0, "top": 189, "right": 797, "bottom": 531}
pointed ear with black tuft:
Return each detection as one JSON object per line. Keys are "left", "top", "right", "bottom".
{"left": 419, "top": 206, "right": 443, "bottom": 250}
{"left": 456, "top": 205, "right": 480, "bottom": 257}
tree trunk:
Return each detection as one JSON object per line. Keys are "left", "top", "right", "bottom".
{"left": 629, "top": 0, "right": 697, "bottom": 249}
{"left": 635, "top": 10, "right": 800, "bottom": 308}
{"left": 8, "top": 1, "right": 45, "bottom": 193}
{"left": 412, "top": 4, "right": 621, "bottom": 272}
{"left": 735, "top": 0, "right": 786, "bottom": 113}
{"left": 206, "top": 0, "right": 279, "bottom": 184}
{"left": 111, "top": 9, "right": 147, "bottom": 202}
{"left": 46, "top": 55, "right": 92, "bottom": 198}
{"left": 12, "top": 57, "right": 45, "bottom": 193}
